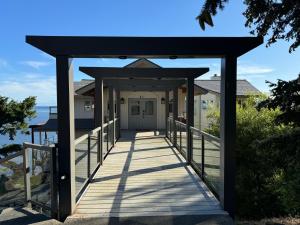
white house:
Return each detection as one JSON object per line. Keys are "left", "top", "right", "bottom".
{"left": 32, "top": 58, "right": 260, "bottom": 136}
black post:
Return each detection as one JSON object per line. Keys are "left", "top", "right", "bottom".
{"left": 87, "top": 135, "right": 91, "bottom": 179}
{"left": 31, "top": 128, "right": 34, "bottom": 144}
{"left": 116, "top": 89, "right": 121, "bottom": 139}
{"left": 220, "top": 55, "right": 237, "bottom": 218}
{"left": 109, "top": 86, "right": 115, "bottom": 146}
{"left": 186, "top": 77, "right": 194, "bottom": 164}
{"left": 56, "top": 56, "right": 75, "bottom": 220}
{"left": 201, "top": 134, "right": 205, "bottom": 178}
{"left": 173, "top": 88, "right": 178, "bottom": 146}
{"left": 165, "top": 91, "right": 169, "bottom": 137}
{"left": 95, "top": 78, "right": 104, "bottom": 165}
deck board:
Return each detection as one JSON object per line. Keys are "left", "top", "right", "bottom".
{"left": 72, "top": 131, "right": 225, "bottom": 218}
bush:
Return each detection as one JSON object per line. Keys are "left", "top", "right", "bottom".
{"left": 205, "top": 95, "right": 299, "bottom": 218}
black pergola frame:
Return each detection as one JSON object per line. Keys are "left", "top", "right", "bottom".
{"left": 26, "top": 35, "right": 263, "bottom": 220}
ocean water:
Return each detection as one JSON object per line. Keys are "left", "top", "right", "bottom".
{"left": 0, "top": 106, "right": 55, "bottom": 147}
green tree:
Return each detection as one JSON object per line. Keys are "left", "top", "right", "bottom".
{"left": 197, "top": 0, "right": 300, "bottom": 52}
{"left": 205, "top": 95, "right": 298, "bottom": 218}
{"left": 0, "top": 96, "right": 36, "bottom": 141}
{"left": 257, "top": 77, "right": 300, "bottom": 127}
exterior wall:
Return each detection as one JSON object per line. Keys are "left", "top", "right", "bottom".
{"left": 74, "top": 95, "right": 94, "bottom": 119}
{"left": 74, "top": 88, "right": 109, "bottom": 120}
{"left": 120, "top": 91, "right": 166, "bottom": 130}
{"left": 196, "top": 92, "right": 220, "bottom": 130}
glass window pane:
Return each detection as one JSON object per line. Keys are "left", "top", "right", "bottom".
{"left": 144, "top": 101, "right": 154, "bottom": 115}
{"left": 131, "top": 105, "right": 140, "bottom": 115}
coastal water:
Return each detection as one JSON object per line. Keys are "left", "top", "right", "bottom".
{"left": 0, "top": 106, "right": 56, "bottom": 147}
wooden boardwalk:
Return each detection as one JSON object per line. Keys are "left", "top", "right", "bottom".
{"left": 72, "top": 131, "right": 225, "bottom": 218}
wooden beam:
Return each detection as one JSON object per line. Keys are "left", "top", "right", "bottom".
{"left": 56, "top": 56, "right": 75, "bottom": 220}
{"left": 220, "top": 55, "right": 237, "bottom": 218}
{"left": 186, "top": 77, "right": 194, "bottom": 164}
{"left": 116, "top": 89, "right": 121, "bottom": 138}
{"left": 109, "top": 86, "right": 115, "bottom": 145}
{"left": 95, "top": 78, "right": 104, "bottom": 164}
{"left": 172, "top": 88, "right": 178, "bottom": 146}
{"left": 79, "top": 67, "right": 209, "bottom": 79}
{"left": 26, "top": 36, "right": 263, "bottom": 58}
{"left": 165, "top": 91, "right": 169, "bottom": 137}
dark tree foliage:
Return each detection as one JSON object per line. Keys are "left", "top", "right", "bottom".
{"left": 197, "top": 0, "right": 300, "bottom": 52}
{"left": 257, "top": 77, "right": 300, "bottom": 127}
{"left": 0, "top": 96, "right": 36, "bottom": 140}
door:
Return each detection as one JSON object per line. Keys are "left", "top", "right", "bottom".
{"left": 128, "top": 98, "right": 157, "bottom": 130}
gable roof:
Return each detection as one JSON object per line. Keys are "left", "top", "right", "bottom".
{"left": 124, "top": 58, "right": 161, "bottom": 68}
{"left": 195, "top": 79, "right": 260, "bottom": 96}
{"left": 75, "top": 58, "right": 161, "bottom": 95}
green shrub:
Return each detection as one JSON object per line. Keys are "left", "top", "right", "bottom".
{"left": 205, "top": 95, "right": 298, "bottom": 218}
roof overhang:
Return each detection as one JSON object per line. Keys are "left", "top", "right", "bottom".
{"left": 79, "top": 67, "right": 209, "bottom": 79}
{"left": 26, "top": 36, "right": 263, "bottom": 58}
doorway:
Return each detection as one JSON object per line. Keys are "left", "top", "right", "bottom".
{"left": 128, "top": 98, "right": 157, "bottom": 130}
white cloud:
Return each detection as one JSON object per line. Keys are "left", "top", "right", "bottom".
{"left": 21, "top": 60, "right": 51, "bottom": 69}
{"left": 237, "top": 61, "right": 274, "bottom": 75}
{"left": 0, "top": 73, "right": 56, "bottom": 105}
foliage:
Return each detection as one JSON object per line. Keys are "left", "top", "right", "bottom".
{"left": 197, "top": 0, "right": 300, "bottom": 52}
{"left": 0, "top": 144, "right": 22, "bottom": 159}
{"left": 0, "top": 96, "right": 36, "bottom": 141}
{"left": 257, "top": 77, "right": 300, "bottom": 127}
{"left": 205, "top": 95, "right": 300, "bottom": 218}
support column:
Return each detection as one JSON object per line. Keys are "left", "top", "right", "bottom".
{"left": 109, "top": 86, "right": 115, "bottom": 145}
{"left": 172, "top": 88, "right": 178, "bottom": 146}
{"left": 56, "top": 56, "right": 75, "bottom": 220}
{"left": 220, "top": 55, "right": 237, "bottom": 218}
{"left": 116, "top": 89, "right": 121, "bottom": 139}
{"left": 186, "top": 77, "right": 194, "bottom": 164}
{"left": 95, "top": 78, "right": 103, "bottom": 165}
{"left": 165, "top": 91, "right": 169, "bottom": 137}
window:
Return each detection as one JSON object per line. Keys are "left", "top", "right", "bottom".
{"left": 84, "top": 101, "right": 92, "bottom": 111}
{"left": 144, "top": 101, "right": 154, "bottom": 115}
{"left": 202, "top": 100, "right": 208, "bottom": 110}
{"left": 169, "top": 103, "right": 173, "bottom": 113}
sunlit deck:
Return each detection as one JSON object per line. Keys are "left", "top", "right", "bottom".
{"left": 72, "top": 131, "right": 226, "bottom": 218}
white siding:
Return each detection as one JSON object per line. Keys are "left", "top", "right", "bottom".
{"left": 120, "top": 91, "right": 166, "bottom": 130}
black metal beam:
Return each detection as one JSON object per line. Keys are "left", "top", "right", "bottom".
{"left": 26, "top": 36, "right": 263, "bottom": 58}
{"left": 56, "top": 56, "right": 75, "bottom": 220}
{"left": 80, "top": 67, "right": 209, "bottom": 79}
{"left": 186, "top": 77, "right": 194, "bottom": 164}
{"left": 220, "top": 55, "right": 237, "bottom": 218}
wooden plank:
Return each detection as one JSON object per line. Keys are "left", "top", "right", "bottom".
{"left": 72, "top": 131, "right": 224, "bottom": 218}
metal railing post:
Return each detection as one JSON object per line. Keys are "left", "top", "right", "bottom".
{"left": 180, "top": 124, "right": 182, "bottom": 151}
{"left": 51, "top": 145, "right": 58, "bottom": 219}
{"left": 23, "top": 145, "right": 31, "bottom": 205}
{"left": 201, "top": 134, "right": 205, "bottom": 178}
{"left": 87, "top": 135, "right": 91, "bottom": 179}
{"left": 97, "top": 130, "right": 101, "bottom": 164}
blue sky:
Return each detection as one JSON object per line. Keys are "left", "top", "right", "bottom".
{"left": 0, "top": 0, "right": 299, "bottom": 105}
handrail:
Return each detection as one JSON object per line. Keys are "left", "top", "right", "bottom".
{"left": 23, "top": 142, "right": 54, "bottom": 151}
{"left": 74, "top": 134, "right": 89, "bottom": 145}
{"left": 190, "top": 126, "right": 220, "bottom": 143}
{"left": 0, "top": 150, "right": 24, "bottom": 163}
{"left": 175, "top": 120, "right": 186, "bottom": 127}
{"left": 90, "top": 126, "right": 101, "bottom": 136}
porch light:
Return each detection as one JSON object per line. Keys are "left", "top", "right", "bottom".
{"left": 120, "top": 97, "right": 125, "bottom": 104}
{"left": 161, "top": 97, "right": 165, "bottom": 104}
